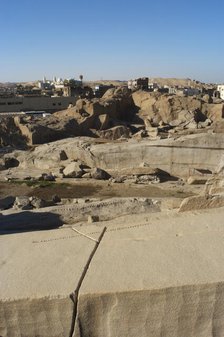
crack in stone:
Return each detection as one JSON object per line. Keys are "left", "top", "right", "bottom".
{"left": 68, "top": 226, "right": 107, "bottom": 337}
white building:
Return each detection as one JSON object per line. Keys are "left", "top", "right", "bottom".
{"left": 217, "top": 85, "right": 224, "bottom": 100}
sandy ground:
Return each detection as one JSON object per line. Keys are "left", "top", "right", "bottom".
{"left": 0, "top": 179, "right": 200, "bottom": 201}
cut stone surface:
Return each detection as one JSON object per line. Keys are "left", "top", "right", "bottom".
{"left": 73, "top": 208, "right": 224, "bottom": 337}
{"left": 0, "top": 227, "right": 99, "bottom": 337}
{"left": 2, "top": 208, "right": 224, "bottom": 336}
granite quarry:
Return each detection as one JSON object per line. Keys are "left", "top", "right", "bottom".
{"left": 1, "top": 84, "right": 224, "bottom": 337}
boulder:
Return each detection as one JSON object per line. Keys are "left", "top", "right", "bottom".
{"left": 202, "top": 94, "right": 213, "bottom": 103}
{"left": 137, "top": 175, "right": 157, "bottom": 184}
{"left": 132, "top": 130, "right": 148, "bottom": 139}
{"left": 13, "top": 196, "right": 32, "bottom": 210}
{"left": 98, "top": 125, "right": 131, "bottom": 140}
{"left": 97, "top": 114, "right": 110, "bottom": 130}
{"left": 109, "top": 176, "right": 125, "bottom": 183}
{"left": 179, "top": 195, "right": 224, "bottom": 212}
{"left": 90, "top": 167, "right": 111, "bottom": 180}
{"left": 81, "top": 172, "right": 91, "bottom": 179}
{"left": 204, "top": 176, "right": 224, "bottom": 196}
{"left": 212, "top": 120, "right": 224, "bottom": 133}
{"left": 63, "top": 162, "right": 83, "bottom": 178}
{"left": 29, "top": 196, "right": 48, "bottom": 209}
{"left": 4, "top": 157, "right": 19, "bottom": 169}
{"left": 52, "top": 195, "right": 61, "bottom": 203}
{"left": 198, "top": 118, "right": 212, "bottom": 128}
{"left": 40, "top": 173, "right": 56, "bottom": 181}
{"left": 55, "top": 86, "right": 136, "bottom": 126}
{"left": 19, "top": 146, "right": 69, "bottom": 170}
{"left": 208, "top": 178, "right": 224, "bottom": 196}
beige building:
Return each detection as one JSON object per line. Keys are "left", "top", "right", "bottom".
{"left": 217, "top": 85, "right": 224, "bottom": 100}
{"left": 0, "top": 96, "right": 78, "bottom": 113}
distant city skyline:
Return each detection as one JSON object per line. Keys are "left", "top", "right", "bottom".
{"left": 1, "top": 0, "right": 224, "bottom": 83}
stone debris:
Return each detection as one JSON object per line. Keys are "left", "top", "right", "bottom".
{"left": 1, "top": 197, "right": 161, "bottom": 228}
{"left": 12, "top": 196, "right": 50, "bottom": 210}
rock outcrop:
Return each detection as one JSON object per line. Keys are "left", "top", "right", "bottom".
{"left": 14, "top": 115, "right": 82, "bottom": 145}
{"left": 0, "top": 117, "right": 27, "bottom": 148}
{"left": 1, "top": 88, "right": 224, "bottom": 147}
{"left": 5, "top": 133, "right": 224, "bottom": 178}
{"left": 132, "top": 90, "right": 224, "bottom": 125}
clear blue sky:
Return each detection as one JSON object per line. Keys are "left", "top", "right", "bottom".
{"left": 1, "top": 0, "right": 223, "bottom": 83}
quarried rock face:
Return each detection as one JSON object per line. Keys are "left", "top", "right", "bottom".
{"left": 1, "top": 297, "right": 74, "bottom": 337}
{"left": 13, "top": 133, "right": 224, "bottom": 178}
{"left": 87, "top": 133, "right": 224, "bottom": 176}
{"left": 74, "top": 283, "right": 224, "bottom": 337}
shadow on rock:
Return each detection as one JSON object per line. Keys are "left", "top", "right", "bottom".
{"left": 156, "top": 169, "right": 179, "bottom": 182}
{"left": 0, "top": 211, "right": 63, "bottom": 234}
